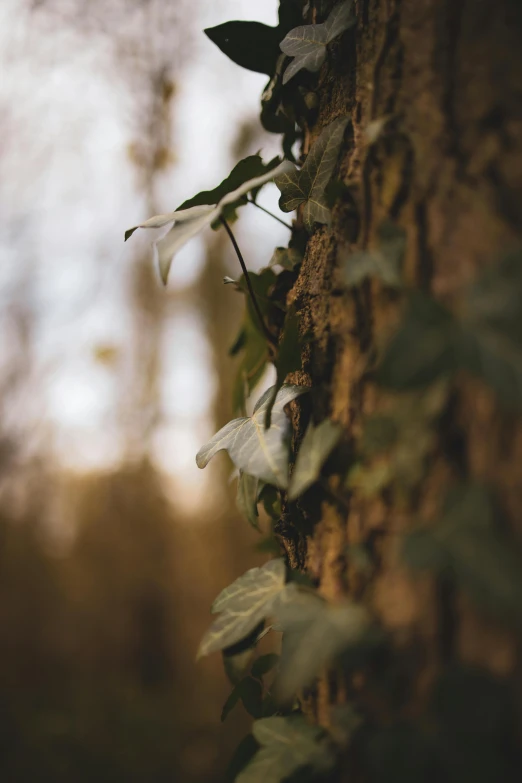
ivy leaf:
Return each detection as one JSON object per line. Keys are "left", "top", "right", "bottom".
{"left": 343, "top": 221, "right": 406, "bottom": 288}
{"left": 375, "top": 293, "right": 457, "bottom": 390}
{"left": 237, "top": 716, "right": 335, "bottom": 783}
{"left": 251, "top": 653, "right": 280, "bottom": 680}
{"left": 225, "top": 734, "right": 259, "bottom": 783}
{"left": 221, "top": 677, "right": 264, "bottom": 722}
{"left": 288, "top": 419, "right": 343, "bottom": 500}
{"left": 198, "top": 560, "right": 295, "bottom": 658}
{"left": 177, "top": 155, "right": 281, "bottom": 215}
{"left": 211, "top": 559, "right": 286, "bottom": 615}
{"left": 204, "top": 22, "right": 281, "bottom": 76}
{"left": 275, "top": 593, "right": 372, "bottom": 700}
{"left": 237, "top": 471, "right": 261, "bottom": 530}
{"left": 269, "top": 246, "right": 303, "bottom": 271}
{"left": 377, "top": 250, "right": 522, "bottom": 408}
{"left": 196, "top": 385, "right": 308, "bottom": 488}
{"left": 264, "top": 312, "right": 303, "bottom": 428}
{"left": 125, "top": 158, "right": 294, "bottom": 285}
{"left": 204, "top": 1, "right": 304, "bottom": 77}
{"left": 280, "top": 1, "right": 355, "bottom": 84}
{"left": 275, "top": 117, "right": 349, "bottom": 232}
{"left": 402, "top": 484, "right": 522, "bottom": 625}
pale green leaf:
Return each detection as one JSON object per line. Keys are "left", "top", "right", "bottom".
{"left": 280, "top": 1, "right": 355, "bottom": 84}
{"left": 343, "top": 221, "right": 406, "bottom": 288}
{"left": 288, "top": 419, "right": 343, "bottom": 499}
{"left": 237, "top": 716, "right": 335, "bottom": 783}
{"left": 196, "top": 384, "right": 308, "bottom": 488}
{"left": 211, "top": 559, "right": 286, "bottom": 615}
{"left": 198, "top": 560, "right": 297, "bottom": 658}
{"left": 275, "top": 593, "right": 371, "bottom": 699}
{"left": 125, "top": 158, "right": 294, "bottom": 285}
{"left": 275, "top": 117, "right": 349, "bottom": 232}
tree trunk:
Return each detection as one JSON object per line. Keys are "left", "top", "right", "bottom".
{"left": 283, "top": 0, "right": 522, "bottom": 776}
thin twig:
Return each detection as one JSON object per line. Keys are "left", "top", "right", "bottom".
{"left": 247, "top": 198, "right": 293, "bottom": 230}
{"left": 220, "top": 216, "right": 277, "bottom": 346}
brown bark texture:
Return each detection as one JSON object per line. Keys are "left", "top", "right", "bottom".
{"left": 281, "top": 0, "right": 522, "bottom": 777}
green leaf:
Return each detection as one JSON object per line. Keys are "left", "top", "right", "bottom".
{"left": 125, "top": 158, "right": 294, "bottom": 285}
{"left": 269, "top": 246, "right": 303, "bottom": 271}
{"left": 221, "top": 681, "right": 245, "bottom": 722}
{"left": 264, "top": 312, "right": 303, "bottom": 428}
{"left": 357, "top": 383, "right": 449, "bottom": 491}
{"left": 402, "top": 484, "right": 522, "bottom": 625}
{"left": 259, "top": 484, "right": 282, "bottom": 520}
{"left": 222, "top": 677, "right": 264, "bottom": 722}
{"left": 177, "top": 155, "right": 281, "bottom": 214}
{"left": 343, "top": 221, "right": 406, "bottom": 287}
{"left": 275, "top": 593, "right": 372, "bottom": 699}
{"left": 196, "top": 385, "right": 308, "bottom": 488}
{"left": 204, "top": 22, "right": 281, "bottom": 76}
{"left": 237, "top": 716, "right": 335, "bottom": 783}
{"left": 288, "top": 419, "right": 343, "bottom": 500}
{"left": 225, "top": 734, "right": 259, "bottom": 783}
{"left": 223, "top": 646, "right": 257, "bottom": 686}
{"left": 198, "top": 560, "right": 295, "bottom": 658}
{"left": 205, "top": 1, "right": 304, "bottom": 78}
{"left": 377, "top": 250, "right": 522, "bottom": 408}
{"left": 275, "top": 117, "right": 349, "bottom": 232}
{"left": 280, "top": 1, "right": 355, "bottom": 84}
{"left": 251, "top": 653, "right": 280, "bottom": 680}
{"left": 237, "top": 471, "right": 261, "bottom": 530}
{"left": 375, "top": 293, "right": 457, "bottom": 390}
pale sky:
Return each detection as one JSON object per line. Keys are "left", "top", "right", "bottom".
{"left": 0, "top": 0, "right": 289, "bottom": 514}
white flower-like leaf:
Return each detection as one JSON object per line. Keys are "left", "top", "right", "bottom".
{"left": 125, "top": 159, "right": 295, "bottom": 285}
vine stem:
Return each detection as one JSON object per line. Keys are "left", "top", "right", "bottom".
{"left": 246, "top": 198, "right": 293, "bottom": 230}
{"left": 220, "top": 216, "right": 277, "bottom": 346}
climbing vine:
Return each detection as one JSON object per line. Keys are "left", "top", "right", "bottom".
{"left": 126, "top": 1, "right": 522, "bottom": 781}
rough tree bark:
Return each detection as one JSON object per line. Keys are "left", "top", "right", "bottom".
{"left": 281, "top": 0, "right": 522, "bottom": 776}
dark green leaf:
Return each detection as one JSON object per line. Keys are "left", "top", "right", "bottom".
{"left": 222, "top": 677, "right": 264, "bottom": 721}
{"left": 221, "top": 681, "right": 245, "bottom": 722}
{"left": 197, "top": 385, "right": 308, "bottom": 488}
{"left": 264, "top": 312, "right": 303, "bottom": 428}
{"left": 375, "top": 293, "right": 457, "bottom": 390}
{"left": 259, "top": 484, "right": 282, "bottom": 520}
{"left": 223, "top": 646, "right": 257, "bottom": 686}
{"left": 402, "top": 484, "right": 522, "bottom": 625}
{"left": 275, "top": 593, "right": 372, "bottom": 699}
{"left": 177, "top": 155, "right": 281, "bottom": 215}
{"left": 237, "top": 471, "right": 261, "bottom": 530}
{"left": 343, "top": 221, "right": 406, "bottom": 287}
{"left": 251, "top": 653, "right": 280, "bottom": 680}
{"left": 205, "top": 22, "right": 281, "bottom": 75}
{"left": 280, "top": 1, "right": 355, "bottom": 84}
{"left": 288, "top": 419, "right": 343, "bottom": 499}
{"left": 225, "top": 734, "right": 259, "bottom": 783}
{"left": 237, "top": 716, "right": 335, "bottom": 783}
{"left": 275, "top": 117, "right": 349, "bottom": 232}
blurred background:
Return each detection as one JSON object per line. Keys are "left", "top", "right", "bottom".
{"left": 0, "top": 1, "right": 291, "bottom": 780}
